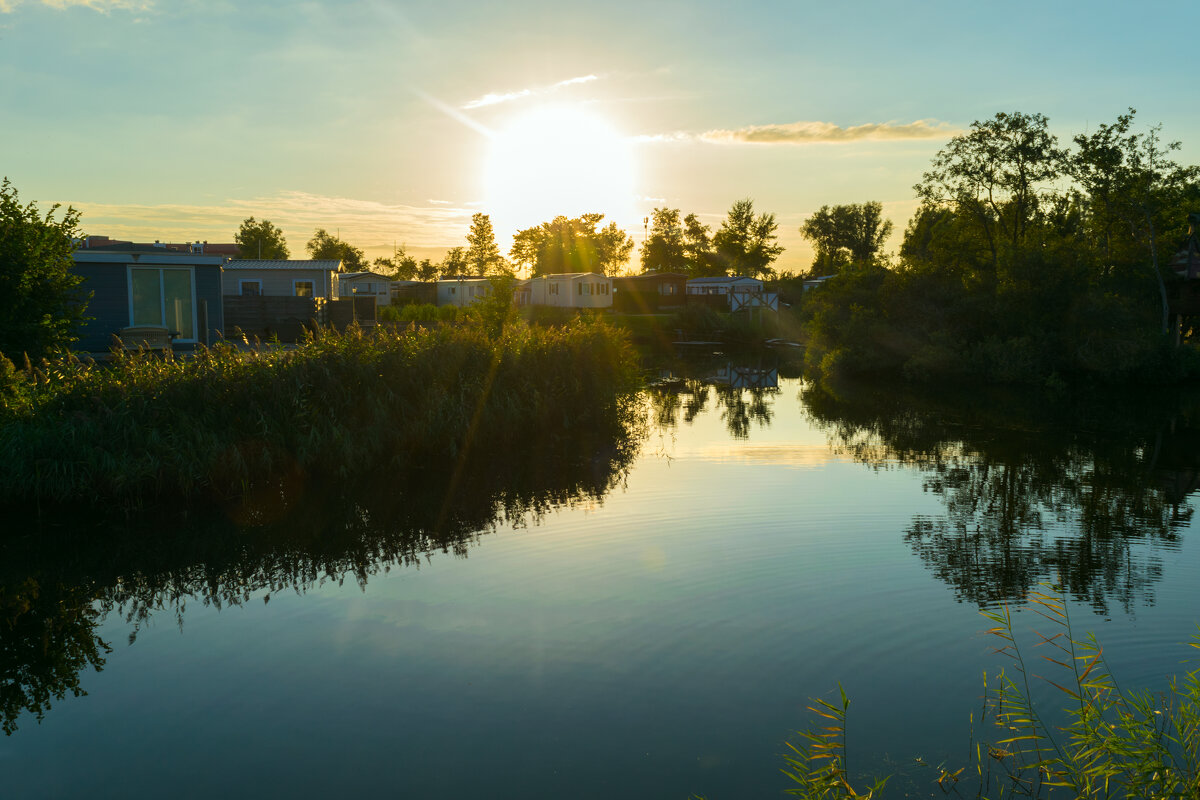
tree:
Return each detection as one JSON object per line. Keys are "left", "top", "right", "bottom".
{"left": 799, "top": 202, "right": 894, "bottom": 275}
{"left": 712, "top": 199, "right": 784, "bottom": 278}
{"left": 415, "top": 258, "right": 438, "bottom": 282}
{"left": 682, "top": 213, "right": 720, "bottom": 277}
{"left": 374, "top": 244, "right": 418, "bottom": 280}
{"left": 465, "top": 213, "right": 509, "bottom": 276}
{"left": 0, "top": 178, "right": 88, "bottom": 360}
{"left": 640, "top": 208, "right": 687, "bottom": 273}
{"left": 509, "top": 214, "right": 633, "bottom": 276}
{"left": 234, "top": 217, "right": 289, "bottom": 260}
{"left": 306, "top": 228, "right": 366, "bottom": 271}
{"left": 915, "top": 111, "right": 1065, "bottom": 277}
{"left": 595, "top": 220, "right": 634, "bottom": 275}
{"left": 440, "top": 246, "right": 468, "bottom": 277}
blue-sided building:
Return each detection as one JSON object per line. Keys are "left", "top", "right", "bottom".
{"left": 72, "top": 245, "right": 227, "bottom": 353}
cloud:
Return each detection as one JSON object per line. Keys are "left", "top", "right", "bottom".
{"left": 1, "top": 0, "right": 152, "bottom": 12}
{"left": 461, "top": 74, "right": 599, "bottom": 110}
{"left": 698, "top": 119, "right": 959, "bottom": 145}
{"left": 65, "top": 191, "right": 477, "bottom": 251}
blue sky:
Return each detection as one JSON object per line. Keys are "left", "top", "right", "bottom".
{"left": 2, "top": 0, "right": 1197, "bottom": 270}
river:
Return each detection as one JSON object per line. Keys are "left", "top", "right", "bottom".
{"left": 3, "top": 355, "right": 1199, "bottom": 798}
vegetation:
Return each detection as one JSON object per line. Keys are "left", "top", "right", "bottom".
{"left": 465, "top": 212, "right": 511, "bottom": 275}
{"left": 798, "top": 201, "right": 892, "bottom": 276}
{"left": 640, "top": 200, "right": 784, "bottom": 278}
{"left": 800, "top": 109, "right": 1200, "bottom": 385}
{"left": 712, "top": 198, "right": 783, "bottom": 279}
{"left": 782, "top": 588, "right": 1200, "bottom": 799}
{"left": 510, "top": 213, "right": 634, "bottom": 276}
{"left": 306, "top": 227, "right": 367, "bottom": 271}
{"left": 0, "top": 178, "right": 88, "bottom": 363}
{"left": 373, "top": 243, "right": 419, "bottom": 279}
{"left": 0, "top": 317, "right": 639, "bottom": 505}
{"left": 234, "top": 216, "right": 289, "bottom": 260}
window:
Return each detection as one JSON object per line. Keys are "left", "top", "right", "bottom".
{"left": 129, "top": 267, "right": 195, "bottom": 339}
{"left": 239, "top": 280, "right": 262, "bottom": 296}
{"left": 294, "top": 280, "right": 314, "bottom": 298}
{"left": 577, "top": 282, "right": 583, "bottom": 295}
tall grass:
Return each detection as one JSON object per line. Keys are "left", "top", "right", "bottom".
{"left": 781, "top": 586, "right": 1200, "bottom": 798}
{"left": 0, "top": 316, "right": 639, "bottom": 505}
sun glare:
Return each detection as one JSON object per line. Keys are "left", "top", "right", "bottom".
{"left": 484, "top": 105, "right": 636, "bottom": 241}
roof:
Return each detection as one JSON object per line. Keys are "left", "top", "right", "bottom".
{"left": 225, "top": 259, "right": 342, "bottom": 271}
{"left": 614, "top": 272, "right": 688, "bottom": 282}
{"left": 535, "top": 272, "right": 608, "bottom": 280}
{"left": 73, "top": 250, "right": 227, "bottom": 266}
{"left": 341, "top": 271, "right": 393, "bottom": 281}
{"left": 437, "top": 275, "right": 492, "bottom": 282}
{"left": 687, "top": 275, "right": 762, "bottom": 284}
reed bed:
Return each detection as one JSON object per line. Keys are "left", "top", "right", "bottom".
{"left": 0, "top": 317, "right": 640, "bottom": 505}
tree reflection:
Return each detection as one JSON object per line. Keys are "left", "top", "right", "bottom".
{"left": 646, "top": 357, "right": 781, "bottom": 438}
{"left": 803, "top": 380, "right": 1199, "bottom": 614}
{"left": 0, "top": 406, "right": 643, "bottom": 735}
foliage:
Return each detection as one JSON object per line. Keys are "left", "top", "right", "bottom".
{"left": 416, "top": 258, "right": 438, "bottom": 282}
{"left": 465, "top": 213, "right": 511, "bottom": 276}
{"left": 641, "top": 207, "right": 688, "bottom": 274}
{"left": 712, "top": 198, "right": 784, "bottom": 279}
{"left": 234, "top": 217, "right": 289, "bottom": 260}
{"left": 683, "top": 213, "right": 722, "bottom": 277}
{"left": 0, "top": 318, "right": 639, "bottom": 505}
{"left": 0, "top": 178, "right": 88, "bottom": 362}
{"left": 799, "top": 202, "right": 893, "bottom": 275}
{"left": 440, "top": 246, "right": 468, "bottom": 276}
{"left": 373, "top": 243, "right": 418, "bottom": 280}
{"left": 305, "top": 228, "right": 366, "bottom": 271}
{"left": 510, "top": 213, "right": 634, "bottom": 276}
{"left": 782, "top": 586, "right": 1200, "bottom": 798}
{"left": 802, "top": 110, "right": 1200, "bottom": 385}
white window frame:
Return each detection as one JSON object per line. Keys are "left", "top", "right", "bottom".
{"left": 239, "top": 279, "right": 262, "bottom": 296}
{"left": 294, "top": 279, "right": 315, "bottom": 298}
{"left": 127, "top": 266, "right": 199, "bottom": 343}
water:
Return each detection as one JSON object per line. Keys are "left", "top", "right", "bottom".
{"left": 3, "top": 358, "right": 1199, "bottom": 798}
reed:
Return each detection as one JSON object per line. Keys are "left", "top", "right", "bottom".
{"left": 0, "top": 316, "right": 639, "bottom": 505}
{"left": 781, "top": 586, "right": 1200, "bottom": 798}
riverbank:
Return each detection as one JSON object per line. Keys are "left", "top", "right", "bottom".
{"left": 0, "top": 317, "right": 640, "bottom": 506}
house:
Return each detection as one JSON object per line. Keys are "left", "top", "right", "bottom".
{"left": 222, "top": 259, "right": 343, "bottom": 299}
{"left": 391, "top": 280, "right": 437, "bottom": 306}
{"left": 612, "top": 272, "right": 687, "bottom": 312}
{"left": 685, "top": 275, "right": 765, "bottom": 296}
{"left": 686, "top": 275, "right": 777, "bottom": 312}
{"left": 437, "top": 276, "right": 495, "bottom": 307}
{"left": 71, "top": 246, "right": 227, "bottom": 352}
{"left": 339, "top": 271, "right": 394, "bottom": 306}
{"left": 525, "top": 273, "right": 612, "bottom": 309}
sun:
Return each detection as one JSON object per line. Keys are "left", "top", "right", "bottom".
{"left": 484, "top": 105, "right": 636, "bottom": 240}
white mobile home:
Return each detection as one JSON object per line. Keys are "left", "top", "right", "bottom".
{"left": 525, "top": 273, "right": 612, "bottom": 309}
{"left": 437, "top": 276, "right": 495, "bottom": 307}
{"left": 339, "top": 271, "right": 394, "bottom": 306}
{"left": 222, "top": 259, "right": 343, "bottom": 299}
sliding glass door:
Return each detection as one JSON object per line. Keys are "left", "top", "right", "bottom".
{"left": 129, "top": 267, "right": 196, "bottom": 340}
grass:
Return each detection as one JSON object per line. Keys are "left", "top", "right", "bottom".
{"left": 0, "top": 314, "right": 640, "bottom": 506}
{"left": 779, "top": 585, "right": 1200, "bottom": 799}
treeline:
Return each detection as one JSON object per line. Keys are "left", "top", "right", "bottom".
{"left": 800, "top": 109, "right": 1200, "bottom": 385}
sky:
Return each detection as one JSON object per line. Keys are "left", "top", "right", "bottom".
{"left": 2, "top": 0, "right": 1198, "bottom": 273}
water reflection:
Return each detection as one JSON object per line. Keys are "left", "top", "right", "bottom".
{"left": 647, "top": 356, "right": 784, "bottom": 438}
{"left": 802, "top": 380, "right": 1199, "bottom": 614}
{"left": 0, "top": 408, "right": 642, "bottom": 735}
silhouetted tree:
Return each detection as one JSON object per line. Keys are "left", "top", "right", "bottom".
{"left": 0, "top": 178, "right": 87, "bottom": 360}
{"left": 640, "top": 207, "right": 687, "bottom": 273}
{"left": 235, "top": 217, "right": 289, "bottom": 260}
{"left": 799, "top": 202, "right": 893, "bottom": 275}
{"left": 306, "top": 228, "right": 366, "bottom": 271}
{"left": 712, "top": 199, "right": 783, "bottom": 278}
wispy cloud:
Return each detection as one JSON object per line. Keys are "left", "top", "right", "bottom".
{"left": 461, "top": 74, "right": 599, "bottom": 110}
{"left": 65, "top": 191, "right": 477, "bottom": 251}
{"left": 1, "top": 0, "right": 152, "bottom": 12}
{"left": 699, "top": 119, "right": 959, "bottom": 145}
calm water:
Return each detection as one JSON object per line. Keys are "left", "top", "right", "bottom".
{"left": 4, "top": 357, "right": 1200, "bottom": 798}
